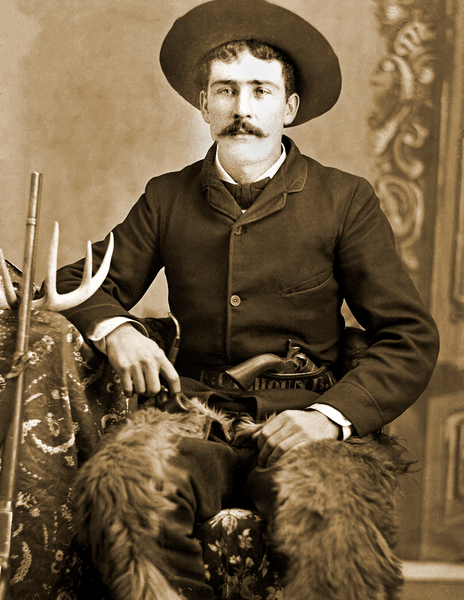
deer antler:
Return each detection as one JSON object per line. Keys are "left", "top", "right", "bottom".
{"left": 0, "top": 222, "right": 114, "bottom": 312}
{"left": 0, "top": 251, "right": 20, "bottom": 309}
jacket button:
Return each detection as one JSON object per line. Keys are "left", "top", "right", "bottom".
{"left": 230, "top": 295, "right": 241, "bottom": 307}
{"left": 233, "top": 226, "right": 243, "bottom": 235}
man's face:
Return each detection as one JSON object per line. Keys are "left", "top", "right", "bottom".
{"left": 200, "top": 49, "right": 299, "bottom": 168}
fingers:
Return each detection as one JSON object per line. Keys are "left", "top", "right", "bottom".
{"left": 254, "top": 417, "right": 289, "bottom": 467}
{"left": 129, "top": 353, "right": 180, "bottom": 398}
{"left": 140, "top": 345, "right": 181, "bottom": 396}
{"left": 119, "top": 360, "right": 179, "bottom": 398}
{"left": 253, "top": 410, "right": 340, "bottom": 468}
{"left": 256, "top": 429, "right": 293, "bottom": 467}
{"left": 253, "top": 417, "right": 282, "bottom": 451}
{"left": 140, "top": 363, "right": 161, "bottom": 397}
{"left": 158, "top": 354, "right": 182, "bottom": 395}
{"left": 260, "top": 437, "right": 307, "bottom": 467}
{"left": 118, "top": 362, "right": 155, "bottom": 397}
{"left": 105, "top": 324, "right": 180, "bottom": 398}
{"left": 120, "top": 369, "right": 136, "bottom": 398}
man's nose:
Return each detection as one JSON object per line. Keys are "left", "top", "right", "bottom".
{"left": 234, "top": 90, "right": 252, "bottom": 119}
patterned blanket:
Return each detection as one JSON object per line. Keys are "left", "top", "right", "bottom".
{"left": 0, "top": 309, "right": 135, "bottom": 600}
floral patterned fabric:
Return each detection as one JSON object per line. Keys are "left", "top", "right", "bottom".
{"left": 196, "top": 509, "right": 282, "bottom": 600}
{"left": 0, "top": 309, "right": 134, "bottom": 600}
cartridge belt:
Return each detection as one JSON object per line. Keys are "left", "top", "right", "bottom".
{"left": 197, "top": 365, "right": 336, "bottom": 394}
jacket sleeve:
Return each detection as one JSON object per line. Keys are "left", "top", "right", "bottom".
{"left": 320, "top": 176, "right": 439, "bottom": 436}
{"left": 55, "top": 183, "right": 163, "bottom": 340}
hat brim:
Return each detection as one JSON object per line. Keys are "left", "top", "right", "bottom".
{"left": 160, "top": 0, "right": 342, "bottom": 127}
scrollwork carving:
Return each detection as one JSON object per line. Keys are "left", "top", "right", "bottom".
{"left": 369, "top": 0, "right": 443, "bottom": 281}
{"left": 376, "top": 174, "right": 424, "bottom": 271}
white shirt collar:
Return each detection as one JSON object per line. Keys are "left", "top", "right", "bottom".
{"left": 215, "top": 143, "right": 287, "bottom": 184}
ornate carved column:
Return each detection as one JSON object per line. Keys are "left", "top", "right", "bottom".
{"left": 369, "top": 0, "right": 446, "bottom": 304}
{"left": 371, "top": 0, "right": 464, "bottom": 562}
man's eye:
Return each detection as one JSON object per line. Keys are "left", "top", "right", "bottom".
{"left": 255, "top": 88, "right": 269, "bottom": 96}
{"left": 219, "top": 88, "right": 234, "bottom": 95}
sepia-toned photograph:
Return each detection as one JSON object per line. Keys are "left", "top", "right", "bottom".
{"left": 0, "top": 0, "right": 463, "bottom": 598}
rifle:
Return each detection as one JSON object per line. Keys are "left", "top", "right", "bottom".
{"left": 0, "top": 173, "right": 114, "bottom": 598}
{"left": 0, "top": 173, "right": 114, "bottom": 600}
{"left": 0, "top": 173, "right": 42, "bottom": 599}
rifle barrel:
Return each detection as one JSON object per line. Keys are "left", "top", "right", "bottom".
{"left": 0, "top": 173, "right": 42, "bottom": 598}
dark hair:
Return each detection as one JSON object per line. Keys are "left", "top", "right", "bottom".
{"left": 197, "top": 40, "right": 297, "bottom": 99}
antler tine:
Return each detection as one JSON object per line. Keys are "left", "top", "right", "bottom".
{"left": 31, "top": 221, "right": 58, "bottom": 311}
{"left": 33, "top": 224, "right": 114, "bottom": 312}
{"left": 0, "top": 249, "right": 20, "bottom": 309}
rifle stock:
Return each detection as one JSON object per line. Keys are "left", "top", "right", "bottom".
{"left": 0, "top": 173, "right": 42, "bottom": 599}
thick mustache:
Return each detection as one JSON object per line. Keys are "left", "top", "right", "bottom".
{"left": 219, "top": 119, "right": 267, "bottom": 138}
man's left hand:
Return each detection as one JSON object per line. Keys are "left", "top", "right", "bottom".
{"left": 253, "top": 410, "right": 339, "bottom": 467}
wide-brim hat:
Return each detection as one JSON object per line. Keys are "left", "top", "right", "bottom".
{"left": 160, "top": 0, "right": 342, "bottom": 127}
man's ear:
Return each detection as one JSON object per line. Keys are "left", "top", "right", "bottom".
{"left": 199, "top": 90, "right": 211, "bottom": 124}
{"left": 284, "top": 93, "right": 300, "bottom": 127}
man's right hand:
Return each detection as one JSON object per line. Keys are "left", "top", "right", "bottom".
{"left": 105, "top": 323, "right": 181, "bottom": 397}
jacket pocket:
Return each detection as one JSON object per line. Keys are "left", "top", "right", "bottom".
{"left": 281, "top": 269, "right": 334, "bottom": 297}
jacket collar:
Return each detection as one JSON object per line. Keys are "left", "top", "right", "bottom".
{"left": 200, "top": 135, "right": 308, "bottom": 223}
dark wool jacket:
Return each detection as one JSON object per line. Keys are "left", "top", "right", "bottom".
{"left": 57, "top": 137, "right": 439, "bottom": 436}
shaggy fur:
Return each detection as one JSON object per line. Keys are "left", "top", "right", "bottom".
{"left": 73, "top": 399, "right": 239, "bottom": 600}
{"left": 73, "top": 398, "right": 409, "bottom": 600}
{"left": 273, "top": 432, "right": 410, "bottom": 600}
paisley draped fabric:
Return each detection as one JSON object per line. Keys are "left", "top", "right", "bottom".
{"left": 0, "top": 309, "right": 134, "bottom": 600}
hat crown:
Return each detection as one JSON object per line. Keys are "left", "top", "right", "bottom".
{"left": 160, "top": 0, "right": 342, "bottom": 126}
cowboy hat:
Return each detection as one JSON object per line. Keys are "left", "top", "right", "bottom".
{"left": 159, "top": 0, "right": 342, "bottom": 126}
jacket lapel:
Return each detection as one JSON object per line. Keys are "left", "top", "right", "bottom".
{"left": 200, "top": 136, "right": 308, "bottom": 223}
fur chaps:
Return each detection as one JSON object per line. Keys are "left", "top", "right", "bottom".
{"left": 273, "top": 433, "right": 410, "bottom": 600}
{"left": 73, "top": 399, "right": 238, "bottom": 600}
{"left": 72, "top": 399, "right": 409, "bottom": 600}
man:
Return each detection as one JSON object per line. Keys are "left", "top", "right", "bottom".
{"left": 56, "top": 1, "right": 439, "bottom": 598}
